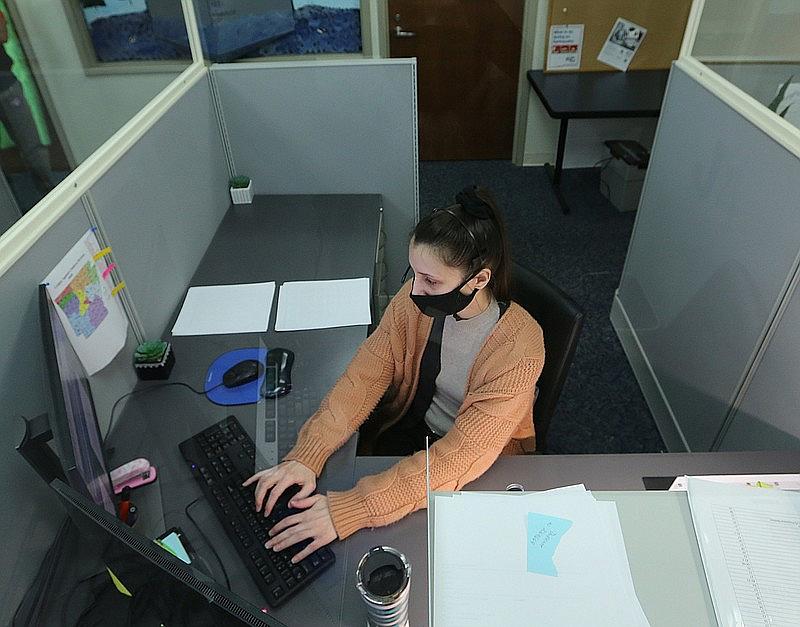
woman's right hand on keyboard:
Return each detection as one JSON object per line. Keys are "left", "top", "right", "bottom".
{"left": 243, "top": 460, "right": 316, "bottom": 516}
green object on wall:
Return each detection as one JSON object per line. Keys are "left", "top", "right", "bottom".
{"left": 0, "top": 1, "right": 51, "bottom": 150}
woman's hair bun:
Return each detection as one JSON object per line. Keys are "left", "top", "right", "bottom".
{"left": 454, "top": 185, "right": 492, "bottom": 220}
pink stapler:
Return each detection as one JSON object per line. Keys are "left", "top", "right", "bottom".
{"left": 110, "top": 457, "right": 158, "bottom": 494}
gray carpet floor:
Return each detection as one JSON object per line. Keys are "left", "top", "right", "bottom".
{"left": 419, "top": 160, "right": 666, "bottom": 454}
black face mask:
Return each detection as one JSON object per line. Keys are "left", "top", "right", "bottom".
{"left": 406, "top": 269, "right": 479, "bottom": 318}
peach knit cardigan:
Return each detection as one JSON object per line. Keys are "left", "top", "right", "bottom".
{"left": 283, "top": 281, "right": 545, "bottom": 539}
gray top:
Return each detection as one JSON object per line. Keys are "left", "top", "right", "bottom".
{"left": 425, "top": 298, "right": 499, "bottom": 435}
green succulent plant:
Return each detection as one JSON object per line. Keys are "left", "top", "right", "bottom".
{"left": 134, "top": 340, "right": 168, "bottom": 363}
{"left": 230, "top": 175, "right": 251, "bottom": 188}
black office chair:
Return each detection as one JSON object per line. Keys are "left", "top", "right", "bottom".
{"left": 510, "top": 262, "right": 584, "bottom": 453}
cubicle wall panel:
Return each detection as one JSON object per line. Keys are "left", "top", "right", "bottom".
{"left": 0, "top": 202, "right": 89, "bottom": 622}
{"left": 616, "top": 65, "right": 800, "bottom": 451}
{"left": 89, "top": 78, "right": 230, "bottom": 337}
{"left": 211, "top": 60, "right": 417, "bottom": 289}
{"left": 721, "top": 278, "right": 800, "bottom": 450}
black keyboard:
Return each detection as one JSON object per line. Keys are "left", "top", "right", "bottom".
{"left": 178, "top": 415, "right": 335, "bottom": 607}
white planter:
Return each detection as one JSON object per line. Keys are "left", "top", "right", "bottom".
{"left": 230, "top": 181, "right": 253, "bottom": 204}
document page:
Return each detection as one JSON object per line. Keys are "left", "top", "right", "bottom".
{"left": 431, "top": 487, "right": 649, "bottom": 626}
{"left": 275, "top": 277, "right": 371, "bottom": 331}
{"left": 171, "top": 282, "right": 275, "bottom": 335}
{"left": 688, "top": 478, "right": 800, "bottom": 627}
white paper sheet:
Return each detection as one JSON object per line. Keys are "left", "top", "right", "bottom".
{"left": 43, "top": 229, "right": 129, "bottom": 375}
{"left": 669, "top": 473, "right": 800, "bottom": 491}
{"left": 171, "top": 282, "right": 275, "bottom": 336}
{"left": 547, "top": 23, "right": 584, "bottom": 71}
{"left": 687, "top": 478, "right": 800, "bottom": 627}
{"left": 275, "top": 277, "right": 371, "bottom": 331}
{"left": 597, "top": 17, "right": 647, "bottom": 72}
{"left": 431, "top": 487, "right": 649, "bottom": 626}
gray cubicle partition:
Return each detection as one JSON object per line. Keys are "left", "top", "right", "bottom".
{"left": 210, "top": 59, "right": 418, "bottom": 290}
{"left": 0, "top": 72, "right": 230, "bottom": 620}
{"left": 89, "top": 77, "right": 231, "bottom": 339}
{"left": 0, "top": 200, "right": 137, "bottom": 622}
{"left": 721, "top": 273, "right": 800, "bottom": 450}
{"left": 611, "top": 64, "right": 800, "bottom": 452}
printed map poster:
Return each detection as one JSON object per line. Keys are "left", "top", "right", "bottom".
{"left": 43, "top": 230, "right": 128, "bottom": 374}
{"left": 547, "top": 24, "right": 583, "bottom": 71}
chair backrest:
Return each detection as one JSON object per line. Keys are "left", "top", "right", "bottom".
{"left": 509, "top": 262, "right": 584, "bottom": 452}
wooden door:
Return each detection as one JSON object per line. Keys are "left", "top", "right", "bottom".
{"left": 389, "top": 0, "right": 524, "bottom": 161}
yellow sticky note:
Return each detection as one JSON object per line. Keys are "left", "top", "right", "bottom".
{"left": 111, "top": 281, "right": 126, "bottom": 296}
{"left": 106, "top": 567, "right": 132, "bottom": 597}
{"left": 93, "top": 247, "right": 112, "bottom": 261}
{"left": 755, "top": 481, "right": 775, "bottom": 489}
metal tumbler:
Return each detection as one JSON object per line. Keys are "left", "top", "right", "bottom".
{"left": 355, "top": 545, "right": 412, "bottom": 627}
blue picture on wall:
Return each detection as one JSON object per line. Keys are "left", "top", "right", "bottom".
{"left": 81, "top": 0, "right": 362, "bottom": 63}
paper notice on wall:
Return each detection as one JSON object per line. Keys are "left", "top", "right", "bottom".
{"left": 547, "top": 24, "right": 583, "bottom": 71}
{"left": 597, "top": 18, "right": 647, "bottom": 72}
{"left": 43, "top": 229, "right": 129, "bottom": 375}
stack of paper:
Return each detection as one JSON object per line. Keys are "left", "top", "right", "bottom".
{"left": 431, "top": 486, "right": 649, "bottom": 626}
{"left": 687, "top": 478, "right": 800, "bottom": 626}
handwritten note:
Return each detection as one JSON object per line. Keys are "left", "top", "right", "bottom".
{"left": 526, "top": 512, "right": 573, "bottom": 576}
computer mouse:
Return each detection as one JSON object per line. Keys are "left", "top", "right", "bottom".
{"left": 263, "top": 348, "right": 294, "bottom": 398}
{"left": 222, "top": 359, "right": 263, "bottom": 388}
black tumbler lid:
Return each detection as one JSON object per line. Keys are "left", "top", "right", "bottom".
{"left": 355, "top": 546, "right": 411, "bottom": 601}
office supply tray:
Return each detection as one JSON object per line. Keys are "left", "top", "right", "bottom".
{"left": 179, "top": 415, "right": 335, "bottom": 607}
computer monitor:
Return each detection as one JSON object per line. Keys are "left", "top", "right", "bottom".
{"left": 39, "top": 284, "right": 116, "bottom": 516}
{"left": 50, "top": 478, "right": 284, "bottom": 627}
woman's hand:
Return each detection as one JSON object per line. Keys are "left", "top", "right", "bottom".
{"left": 242, "top": 460, "right": 316, "bottom": 516}
{"left": 265, "top": 494, "right": 337, "bottom": 563}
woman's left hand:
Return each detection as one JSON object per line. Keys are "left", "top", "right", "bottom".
{"left": 265, "top": 494, "right": 337, "bottom": 563}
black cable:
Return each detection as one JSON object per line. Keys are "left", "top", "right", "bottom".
{"left": 12, "top": 517, "right": 70, "bottom": 627}
{"left": 185, "top": 497, "right": 231, "bottom": 591}
{"left": 593, "top": 156, "right": 614, "bottom": 168}
{"left": 104, "top": 381, "right": 224, "bottom": 440}
{"left": 59, "top": 569, "right": 107, "bottom": 627}
{"left": 595, "top": 156, "right": 614, "bottom": 200}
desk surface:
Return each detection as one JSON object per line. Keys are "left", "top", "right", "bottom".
{"left": 106, "top": 194, "right": 381, "bottom": 626}
{"left": 341, "top": 452, "right": 800, "bottom": 626}
{"left": 527, "top": 69, "right": 669, "bottom": 119}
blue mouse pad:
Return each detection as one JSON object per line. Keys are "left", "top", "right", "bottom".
{"left": 205, "top": 347, "right": 267, "bottom": 406}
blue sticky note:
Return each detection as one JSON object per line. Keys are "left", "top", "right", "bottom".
{"left": 156, "top": 532, "right": 191, "bottom": 564}
{"left": 526, "top": 512, "right": 573, "bottom": 576}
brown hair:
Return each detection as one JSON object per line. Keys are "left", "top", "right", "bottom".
{"left": 411, "top": 186, "right": 511, "bottom": 301}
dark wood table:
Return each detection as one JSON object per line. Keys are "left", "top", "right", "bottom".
{"left": 526, "top": 69, "right": 669, "bottom": 214}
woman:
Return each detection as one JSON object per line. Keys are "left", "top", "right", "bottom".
{"left": 244, "top": 186, "right": 545, "bottom": 564}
